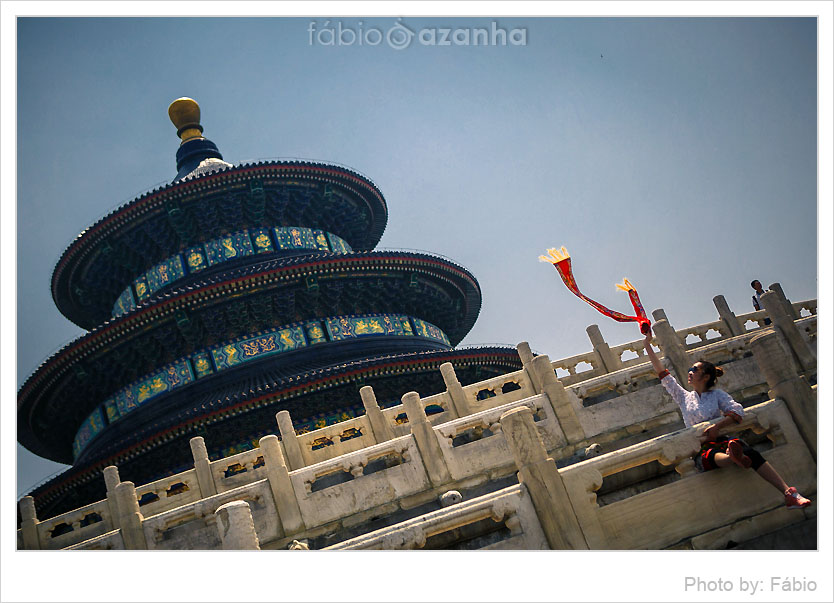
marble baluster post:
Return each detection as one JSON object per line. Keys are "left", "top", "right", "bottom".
{"left": 750, "top": 330, "right": 816, "bottom": 459}
{"left": 19, "top": 496, "right": 40, "bottom": 550}
{"left": 402, "top": 391, "right": 452, "bottom": 487}
{"left": 190, "top": 436, "right": 217, "bottom": 497}
{"left": 650, "top": 309, "right": 690, "bottom": 384}
{"left": 360, "top": 385, "right": 395, "bottom": 443}
{"left": 259, "top": 435, "right": 305, "bottom": 535}
{"left": 214, "top": 500, "right": 261, "bottom": 550}
{"left": 759, "top": 290, "right": 815, "bottom": 372}
{"left": 586, "top": 324, "right": 622, "bottom": 373}
{"left": 440, "top": 363, "right": 469, "bottom": 417}
{"left": 500, "top": 407, "right": 588, "bottom": 550}
{"left": 276, "top": 410, "right": 306, "bottom": 471}
{"left": 713, "top": 295, "right": 744, "bottom": 337}
{"left": 114, "top": 481, "right": 147, "bottom": 550}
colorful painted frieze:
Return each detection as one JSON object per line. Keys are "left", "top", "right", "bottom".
{"left": 250, "top": 228, "right": 275, "bottom": 254}
{"left": 305, "top": 320, "right": 328, "bottom": 344}
{"left": 210, "top": 326, "right": 307, "bottom": 370}
{"left": 311, "top": 229, "right": 331, "bottom": 251}
{"left": 72, "top": 407, "right": 106, "bottom": 460}
{"left": 122, "top": 359, "right": 195, "bottom": 409}
{"left": 399, "top": 315, "right": 415, "bottom": 335}
{"left": 103, "top": 398, "right": 120, "bottom": 423}
{"left": 112, "top": 287, "right": 137, "bottom": 318}
{"left": 326, "top": 314, "right": 407, "bottom": 340}
{"left": 411, "top": 317, "right": 451, "bottom": 345}
{"left": 146, "top": 255, "right": 186, "bottom": 294}
{"left": 205, "top": 231, "right": 254, "bottom": 266}
{"left": 326, "top": 232, "right": 352, "bottom": 254}
{"left": 115, "top": 387, "right": 140, "bottom": 416}
{"left": 191, "top": 351, "right": 214, "bottom": 379}
{"left": 325, "top": 316, "right": 356, "bottom": 340}
{"left": 184, "top": 246, "right": 208, "bottom": 273}
{"left": 133, "top": 275, "right": 150, "bottom": 303}
{"left": 274, "top": 226, "right": 317, "bottom": 251}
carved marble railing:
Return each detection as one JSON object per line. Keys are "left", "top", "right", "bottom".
{"left": 324, "top": 483, "right": 548, "bottom": 550}
{"left": 141, "top": 480, "right": 279, "bottom": 550}
{"left": 34, "top": 497, "right": 115, "bottom": 551}
{"left": 134, "top": 468, "right": 203, "bottom": 516}
{"left": 18, "top": 289, "right": 816, "bottom": 550}
{"left": 434, "top": 394, "right": 564, "bottom": 481}
{"left": 210, "top": 447, "right": 268, "bottom": 493}
{"left": 561, "top": 398, "right": 816, "bottom": 549}
{"left": 291, "top": 435, "right": 428, "bottom": 528}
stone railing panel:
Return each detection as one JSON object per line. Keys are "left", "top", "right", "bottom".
{"left": 143, "top": 480, "right": 277, "bottom": 550}
{"left": 296, "top": 415, "right": 376, "bottom": 466}
{"left": 736, "top": 309, "right": 771, "bottom": 331}
{"left": 36, "top": 498, "right": 114, "bottom": 550}
{"left": 678, "top": 320, "right": 728, "bottom": 350}
{"left": 550, "top": 351, "right": 604, "bottom": 385}
{"left": 290, "top": 435, "right": 429, "bottom": 528}
{"left": 324, "top": 483, "right": 547, "bottom": 550}
{"left": 609, "top": 341, "right": 650, "bottom": 368}
{"left": 134, "top": 468, "right": 202, "bottom": 516}
{"left": 383, "top": 391, "right": 454, "bottom": 438}
{"left": 210, "top": 448, "right": 269, "bottom": 493}
{"left": 574, "top": 382, "right": 678, "bottom": 440}
{"left": 460, "top": 369, "right": 536, "bottom": 414}
{"left": 793, "top": 300, "right": 817, "bottom": 317}
{"left": 434, "top": 394, "right": 563, "bottom": 481}
{"left": 562, "top": 398, "right": 815, "bottom": 549}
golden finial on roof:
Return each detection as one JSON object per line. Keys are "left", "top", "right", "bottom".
{"left": 168, "top": 97, "right": 204, "bottom": 144}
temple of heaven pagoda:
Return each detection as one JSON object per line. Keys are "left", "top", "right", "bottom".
{"left": 18, "top": 98, "right": 524, "bottom": 518}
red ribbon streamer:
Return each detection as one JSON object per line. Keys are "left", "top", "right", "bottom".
{"left": 540, "top": 247, "right": 651, "bottom": 333}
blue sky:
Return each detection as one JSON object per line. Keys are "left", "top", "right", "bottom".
{"left": 5, "top": 10, "right": 831, "bottom": 598}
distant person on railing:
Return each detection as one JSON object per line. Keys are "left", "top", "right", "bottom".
{"left": 643, "top": 329, "right": 811, "bottom": 510}
{"left": 750, "top": 280, "right": 772, "bottom": 326}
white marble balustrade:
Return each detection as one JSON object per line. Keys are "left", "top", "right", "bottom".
{"left": 133, "top": 468, "right": 202, "bottom": 516}
{"left": 434, "top": 394, "right": 563, "bottom": 481}
{"left": 289, "top": 435, "right": 429, "bottom": 528}
{"left": 324, "top": 483, "right": 548, "bottom": 550}
{"left": 560, "top": 398, "right": 816, "bottom": 549}
{"left": 35, "top": 498, "right": 114, "bottom": 550}
{"left": 210, "top": 447, "right": 268, "bottom": 492}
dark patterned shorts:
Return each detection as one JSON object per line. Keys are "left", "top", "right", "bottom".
{"left": 694, "top": 435, "right": 765, "bottom": 472}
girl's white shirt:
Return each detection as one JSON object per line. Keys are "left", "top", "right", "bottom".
{"left": 660, "top": 374, "right": 744, "bottom": 428}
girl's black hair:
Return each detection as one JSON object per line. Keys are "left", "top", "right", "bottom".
{"left": 697, "top": 360, "right": 724, "bottom": 389}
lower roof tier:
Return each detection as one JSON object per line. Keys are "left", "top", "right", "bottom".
{"left": 25, "top": 347, "right": 524, "bottom": 519}
{"left": 52, "top": 161, "right": 389, "bottom": 329}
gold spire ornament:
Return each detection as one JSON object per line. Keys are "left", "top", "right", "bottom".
{"left": 168, "top": 97, "right": 204, "bottom": 144}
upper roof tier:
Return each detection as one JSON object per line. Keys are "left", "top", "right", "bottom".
{"left": 51, "top": 99, "right": 388, "bottom": 330}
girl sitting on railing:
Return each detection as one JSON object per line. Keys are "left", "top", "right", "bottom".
{"left": 643, "top": 329, "right": 811, "bottom": 510}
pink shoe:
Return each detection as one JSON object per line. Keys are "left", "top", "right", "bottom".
{"left": 727, "top": 439, "right": 752, "bottom": 469}
{"left": 785, "top": 487, "right": 812, "bottom": 510}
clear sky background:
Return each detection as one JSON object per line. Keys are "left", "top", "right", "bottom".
{"left": 5, "top": 7, "right": 832, "bottom": 601}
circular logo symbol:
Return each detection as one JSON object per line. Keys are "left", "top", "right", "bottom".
{"left": 387, "top": 20, "right": 414, "bottom": 50}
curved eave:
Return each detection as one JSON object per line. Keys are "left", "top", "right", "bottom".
{"left": 51, "top": 161, "right": 388, "bottom": 328}
{"left": 27, "top": 346, "right": 523, "bottom": 504}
